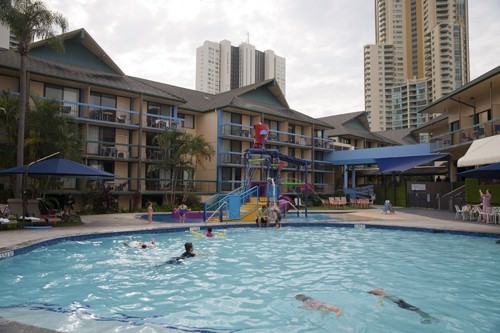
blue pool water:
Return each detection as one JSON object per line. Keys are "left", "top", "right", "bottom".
{"left": 0, "top": 226, "right": 499, "bottom": 332}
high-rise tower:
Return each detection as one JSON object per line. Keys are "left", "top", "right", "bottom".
{"left": 196, "top": 40, "right": 286, "bottom": 95}
{"left": 364, "top": 0, "right": 469, "bottom": 131}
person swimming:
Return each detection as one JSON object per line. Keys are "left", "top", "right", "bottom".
{"left": 123, "top": 239, "right": 155, "bottom": 249}
{"left": 164, "top": 242, "right": 198, "bottom": 265}
{"left": 368, "top": 288, "right": 437, "bottom": 324}
{"left": 295, "top": 294, "right": 342, "bottom": 317}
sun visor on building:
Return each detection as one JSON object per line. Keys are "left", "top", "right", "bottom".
{"left": 457, "top": 134, "right": 500, "bottom": 167}
{"left": 375, "top": 153, "right": 448, "bottom": 174}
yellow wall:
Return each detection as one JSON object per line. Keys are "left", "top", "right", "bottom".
{"left": 0, "top": 75, "right": 18, "bottom": 91}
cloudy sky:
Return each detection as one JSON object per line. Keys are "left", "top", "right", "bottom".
{"left": 44, "top": 0, "right": 500, "bottom": 118}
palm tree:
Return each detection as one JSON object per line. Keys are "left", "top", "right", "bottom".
{"left": 185, "top": 134, "right": 214, "bottom": 193}
{"left": 0, "top": 0, "right": 67, "bottom": 197}
{"left": 152, "top": 130, "right": 214, "bottom": 204}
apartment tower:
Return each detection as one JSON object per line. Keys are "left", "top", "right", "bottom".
{"left": 0, "top": 24, "right": 18, "bottom": 49}
{"left": 196, "top": 40, "right": 286, "bottom": 95}
{"left": 364, "top": 0, "right": 469, "bottom": 131}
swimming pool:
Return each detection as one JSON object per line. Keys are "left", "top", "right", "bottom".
{"left": 0, "top": 226, "right": 499, "bottom": 332}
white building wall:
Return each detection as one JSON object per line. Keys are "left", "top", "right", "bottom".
{"left": 0, "top": 24, "right": 10, "bottom": 50}
{"left": 196, "top": 41, "right": 221, "bottom": 94}
{"left": 239, "top": 42, "right": 255, "bottom": 87}
{"left": 219, "top": 40, "right": 232, "bottom": 92}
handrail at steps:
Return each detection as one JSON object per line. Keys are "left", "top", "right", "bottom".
{"left": 205, "top": 201, "right": 228, "bottom": 223}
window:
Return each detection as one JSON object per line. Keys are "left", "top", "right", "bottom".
{"left": 178, "top": 113, "right": 194, "bottom": 128}
{"left": 44, "top": 84, "right": 80, "bottom": 114}
{"left": 449, "top": 120, "right": 460, "bottom": 132}
{"left": 147, "top": 102, "right": 171, "bottom": 117}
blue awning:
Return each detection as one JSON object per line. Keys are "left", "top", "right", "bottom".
{"left": 457, "top": 163, "right": 500, "bottom": 179}
{"left": 375, "top": 153, "right": 448, "bottom": 173}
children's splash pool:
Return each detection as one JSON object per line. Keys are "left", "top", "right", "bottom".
{"left": 0, "top": 226, "right": 499, "bottom": 333}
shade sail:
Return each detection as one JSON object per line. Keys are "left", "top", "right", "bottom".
{"left": 457, "top": 163, "right": 500, "bottom": 179}
{"left": 0, "top": 158, "right": 114, "bottom": 177}
{"left": 375, "top": 153, "right": 448, "bottom": 173}
{"left": 458, "top": 134, "right": 500, "bottom": 167}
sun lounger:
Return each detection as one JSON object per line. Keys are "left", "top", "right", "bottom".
{"left": 7, "top": 199, "right": 59, "bottom": 226}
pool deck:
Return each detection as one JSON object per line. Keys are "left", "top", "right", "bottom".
{"left": 1, "top": 206, "right": 499, "bottom": 253}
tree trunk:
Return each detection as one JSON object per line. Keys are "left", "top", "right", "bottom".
{"left": 15, "top": 54, "right": 27, "bottom": 198}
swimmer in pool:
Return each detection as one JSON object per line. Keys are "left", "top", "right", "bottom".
{"left": 205, "top": 227, "right": 214, "bottom": 237}
{"left": 295, "top": 294, "right": 342, "bottom": 317}
{"left": 164, "top": 242, "right": 199, "bottom": 265}
{"left": 123, "top": 239, "right": 155, "bottom": 249}
{"left": 368, "top": 288, "right": 437, "bottom": 324}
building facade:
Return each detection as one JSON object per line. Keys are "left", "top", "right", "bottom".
{"left": 0, "top": 29, "right": 334, "bottom": 211}
{"left": 196, "top": 40, "right": 286, "bottom": 95}
{"left": 364, "top": 0, "right": 469, "bottom": 131}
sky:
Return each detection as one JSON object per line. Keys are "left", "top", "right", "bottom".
{"left": 43, "top": 0, "right": 500, "bottom": 118}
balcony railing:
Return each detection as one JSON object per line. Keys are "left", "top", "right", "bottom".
{"left": 430, "top": 119, "right": 500, "bottom": 151}
{"left": 220, "top": 151, "right": 243, "bottom": 165}
{"left": 220, "top": 123, "right": 324, "bottom": 147}
{"left": 84, "top": 141, "right": 139, "bottom": 159}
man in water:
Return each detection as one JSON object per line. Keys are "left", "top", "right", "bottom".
{"left": 164, "top": 242, "right": 198, "bottom": 265}
{"left": 180, "top": 242, "right": 196, "bottom": 258}
{"left": 295, "top": 294, "right": 342, "bottom": 317}
{"left": 368, "top": 288, "right": 437, "bottom": 324}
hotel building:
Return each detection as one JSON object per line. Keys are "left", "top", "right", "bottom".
{"left": 0, "top": 29, "right": 331, "bottom": 210}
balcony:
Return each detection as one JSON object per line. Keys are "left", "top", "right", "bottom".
{"left": 430, "top": 119, "right": 500, "bottom": 151}
{"left": 84, "top": 141, "right": 137, "bottom": 159}
{"left": 220, "top": 151, "right": 243, "bottom": 165}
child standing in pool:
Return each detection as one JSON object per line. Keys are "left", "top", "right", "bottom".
{"left": 147, "top": 202, "right": 153, "bottom": 224}
{"left": 178, "top": 202, "right": 188, "bottom": 223}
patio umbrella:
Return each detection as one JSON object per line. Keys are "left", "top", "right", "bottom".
{"left": 457, "top": 163, "right": 500, "bottom": 179}
{"left": 0, "top": 158, "right": 114, "bottom": 177}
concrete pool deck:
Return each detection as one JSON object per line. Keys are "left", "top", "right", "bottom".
{"left": 1, "top": 206, "right": 499, "bottom": 252}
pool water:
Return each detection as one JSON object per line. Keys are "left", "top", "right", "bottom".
{"left": 0, "top": 226, "right": 499, "bottom": 333}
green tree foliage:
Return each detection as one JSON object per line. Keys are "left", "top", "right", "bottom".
{"left": 0, "top": 0, "right": 67, "bottom": 196}
{"left": 0, "top": 92, "right": 19, "bottom": 168}
{"left": 0, "top": 95, "right": 82, "bottom": 197}
{"left": 151, "top": 129, "right": 214, "bottom": 204}
{"left": 25, "top": 98, "right": 81, "bottom": 161}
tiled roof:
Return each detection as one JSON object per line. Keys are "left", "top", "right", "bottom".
{"left": 319, "top": 111, "right": 385, "bottom": 142}
{"left": 374, "top": 128, "right": 418, "bottom": 145}
{"left": 0, "top": 49, "right": 184, "bottom": 103}
{"left": 136, "top": 77, "right": 333, "bottom": 127}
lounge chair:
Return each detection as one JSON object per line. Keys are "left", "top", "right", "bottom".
{"left": 7, "top": 199, "right": 60, "bottom": 226}
{"left": 7, "top": 198, "right": 44, "bottom": 225}
{"left": 27, "top": 200, "right": 61, "bottom": 225}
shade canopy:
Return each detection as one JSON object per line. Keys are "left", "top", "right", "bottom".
{"left": 0, "top": 158, "right": 114, "bottom": 177}
{"left": 375, "top": 153, "right": 448, "bottom": 174}
{"left": 457, "top": 163, "right": 500, "bottom": 179}
{"left": 458, "top": 134, "right": 500, "bottom": 167}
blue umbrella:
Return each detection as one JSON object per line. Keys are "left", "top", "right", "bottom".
{"left": 0, "top": 158, "right": 114, "bottom": 177}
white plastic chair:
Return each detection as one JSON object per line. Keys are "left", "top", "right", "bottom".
{"left": 454, "top": 205, "right": 465, "bottom": 220}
